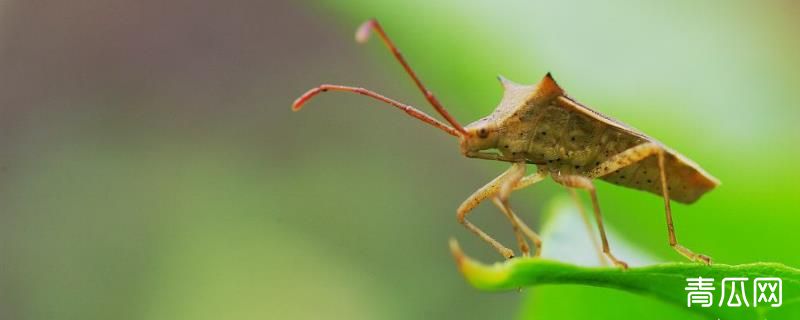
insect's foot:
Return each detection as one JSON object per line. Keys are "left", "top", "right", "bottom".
{"left": 501, "top": 248, "right": 515, "bottom": 260}
{"left": 612, "top": 260, "right": 629, "bottom": 270}
{"left": 695, "top": 254, "right": 712, "bottom": 265}
{"left": 605, "top": 253, "right": 629, "bottom": 270}
{"left": 672, "top": 244, "right": 711, "bottom": 265}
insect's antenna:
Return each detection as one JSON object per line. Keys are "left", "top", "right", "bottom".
{"left": 292, "top": 84, "right": 460, "bottom": 137}
{"left": 356, "top": 18, "right": 468, "bottom": 136}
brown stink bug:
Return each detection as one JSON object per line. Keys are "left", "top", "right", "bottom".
{"left": 292, "top": 19, "right": 718, "bottom": 269}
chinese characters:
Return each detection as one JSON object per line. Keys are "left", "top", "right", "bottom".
{"left": 685, "top": 277, "right": 782, "bottom": 308}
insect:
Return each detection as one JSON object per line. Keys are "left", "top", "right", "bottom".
{"left": 292, "top": 19, "right": 719, "bottom": 268}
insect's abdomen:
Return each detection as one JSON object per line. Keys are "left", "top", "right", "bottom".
{"left": 599, "top": 150, "right": 717, "bottom": 204}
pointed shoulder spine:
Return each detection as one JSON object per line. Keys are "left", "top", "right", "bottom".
{"left": 536, "top": 72, "right": 565, "bottom": 98}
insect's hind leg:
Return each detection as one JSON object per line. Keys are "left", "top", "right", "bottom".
{"left": 589, "top": 142, "right": 711, "bottom": 265}
{"left": 656, "top": 149, "right": 712, "bottom": 264}
{"left": 554, "top": 174, "right": 629, "bottom": 269}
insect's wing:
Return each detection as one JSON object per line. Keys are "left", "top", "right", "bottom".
{"left": 551, "top": 79, "right": 719, "bottom": 204}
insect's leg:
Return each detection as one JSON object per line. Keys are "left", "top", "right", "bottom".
{"left": 355, "top": 19, "right": 465, "bottom": 134}
{"left": 566, "top": 187, "right": 607, "bottom": 266}
{"left": 513, "top": 167, "right": 550, "bottom": 191}
{"left": 589, "top": 142, "right": 711, "bottom": 264}
{"left": 589, "top": 143, "right": 711, "bottom": 264}
{"left": 490, "top": 198, "right": 529, "bottom": 256}
{"left": 657, "top": 150, "right": 712, "bottom": 264}
{"left": 491, "top": 198, "right": 544, "bottom": 257}
{"left": 456, "top": 164, "right": 525, "bottom": 259}
{"left": 491, "top": 167, "right": 549, "bottom": 256}
{"left": 487, "top": 163, "right": 529, "bottom": 256}
{"left": 457, "top": 165, "right": 550, "bottom": 259}
{"left": 553, "top": 174, "right": 628, "bottom": 269}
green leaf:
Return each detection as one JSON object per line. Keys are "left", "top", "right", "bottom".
{"left": 449, "top": 198, "right": 800, "bottom": 320}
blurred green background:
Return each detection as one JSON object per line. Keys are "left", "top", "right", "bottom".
{"left": 1, "top": 0, "right": 798, "bottom": 319}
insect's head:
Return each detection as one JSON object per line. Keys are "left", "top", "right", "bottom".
{"left": 459, "top": 117, "right": 500, "bottom": 154}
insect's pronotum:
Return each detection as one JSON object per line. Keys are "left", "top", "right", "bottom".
{"left": 292, "top": 19, "right": 718, "bottom": 268}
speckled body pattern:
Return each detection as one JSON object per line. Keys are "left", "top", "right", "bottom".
{"left": 461, "top": 74, "right": 719, "bottom": 204}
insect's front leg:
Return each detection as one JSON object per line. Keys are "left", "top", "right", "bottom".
{"left": 552, "top": 174, "right": 629, "bottom": 269}
{"left": 456, "top": 164, "right": 547, "bottom": 259}
{"left": 492, "top": 167, "right": 549, "bottom": 256}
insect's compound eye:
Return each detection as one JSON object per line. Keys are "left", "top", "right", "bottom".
{"left": 477, "top": 128, "right": 489, "bottom": 139}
